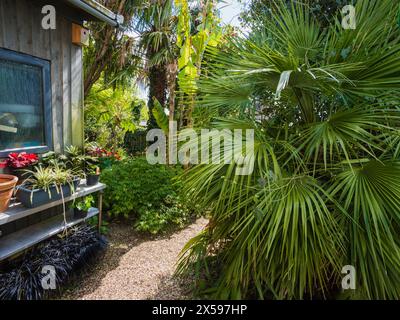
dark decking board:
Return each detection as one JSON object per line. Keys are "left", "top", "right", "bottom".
{"left": 0, "top": 207, "right": 99, "bottom": 261}
{"left": 0, "top": 181, "right": 106, "bottom": 226}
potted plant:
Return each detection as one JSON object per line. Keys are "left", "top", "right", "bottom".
{"left": 0, "top": 174, "right": 18, "bottom": 213}
{"left": 16, "top": 165, "right": 80, "bottom": 208}
{"left": 40, "top": 148, "right": 87, "bottom": 181}
{"left": 71, "top": 195, "right": 94, "bottom": 219}
{"left": 65, "top": 145, "right": 87, "bottom": 178}
{"left": 6, "top": 152, "right": 39, "bottom": 184}
{"left": 86, "top": 164, "right": 100, "bottom": 186}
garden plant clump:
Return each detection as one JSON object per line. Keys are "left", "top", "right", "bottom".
{"left": 101, "top": 157, "right": 197, "bottom": 234}
{"left": 72, "top": 195, "right": 95, "bottom": 219}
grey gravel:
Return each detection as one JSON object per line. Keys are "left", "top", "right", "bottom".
{"left": 61, "top": 218, "right": 208, "bottom": 300}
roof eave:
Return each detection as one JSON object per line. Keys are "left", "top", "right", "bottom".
{"left": 65, "top": 0, "right": 124, "bottom": 27}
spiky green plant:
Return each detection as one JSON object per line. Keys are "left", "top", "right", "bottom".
{"left": 176, "top": 0, "right": 400, "bottom": 299}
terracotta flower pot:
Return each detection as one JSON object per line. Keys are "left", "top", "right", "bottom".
{"left": 0, "top": 174, "right": 18, "bottom": 213}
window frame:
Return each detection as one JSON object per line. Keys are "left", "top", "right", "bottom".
{"left": 0, "top": 48, "right": 52, "bottom": 157}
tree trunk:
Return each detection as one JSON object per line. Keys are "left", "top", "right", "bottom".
{"left": 147, "top": 64, "right": 167, "bottom": 129}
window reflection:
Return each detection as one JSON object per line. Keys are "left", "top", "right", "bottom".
{"left": 0, "top": 59, "right": 45, "bottom": 151}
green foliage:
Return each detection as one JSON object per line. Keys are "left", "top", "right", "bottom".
{"left": 101, "top": 158, "right": 182, "bottom": 218}
{"left": 135, "top": 195, "right": 191, "bottom": 234}
{"left": 23, "top": 166, "right": 57, "bottom": 191}
{"left": 83, "top": 0, "right": 140, "bottom": 95}
{"left": 176, "top": 0, "right": 221, "bottom": 91}
{"left": 23, "top": 165, "right": 76, "bottom": 192}
{"left": 124, "top": 129, "right": 148, "bottom": 155}
{"left": 136, "top": 0, "right": 176, "bottom": 67}
{"left": 40, "top": 151, "right": 68, "bottom": 168}
{"left": 72, "top": 195, "right": 95, "bottom": 212}
{"left": 329, "top": 161, "right": 400, "bottom": 299}
{"left": 175, "top": 0, "right": 222, "bottom": 103}
{"left": 240, "top": 0, "right": 349, "bottom": 29}
{"left": 177, "top": 0, "right": 400, "bottom": 300}
{"left": 134, "top": 0, "right": 176, "bottom": 130}
{"left": 41, "top": 146, "right": 97, "bottom": 178}
{"left": 87, "top": 216, "right": 109, "bottom": 235}
{"left": 101, "top": 158, "right": 195, "bottom": 234}
{"left": 152, "top": 98, "right": 169, "bottom": 134}
{"left": 22, "top": 164, "right": 77, "bottom": 224}
{"left": 64, "top": 146, "right": 87, "bottom": 175}
{"left": 85, "top": 83, "right": 146, "bottom": 150}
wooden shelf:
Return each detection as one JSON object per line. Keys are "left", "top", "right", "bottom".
{"left": 0, "top": 208, "right": 99, "bottom": 261}
{"left": 0, "top": 180, "right": 106, "bottom": 226}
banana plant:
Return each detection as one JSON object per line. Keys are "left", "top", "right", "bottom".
{"left": 152, "top": 97, "right": 169, "bottom": 135}
{"left": 175, "top": 0, "right": 222, "bottom": 126}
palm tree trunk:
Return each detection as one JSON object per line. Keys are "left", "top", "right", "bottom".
{"left": 147, "top": 64, "right": 167, "bottom": 130}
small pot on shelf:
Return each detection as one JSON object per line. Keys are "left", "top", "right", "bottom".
{"left": 86, "top": 174, "right": 100, "bottom": 186}
{"left": 73, "top": 208, "right": 88, "bottom": 219}
{"left": 72, "top": 195, "right": 94, "bottom": 219}
{"left": 86, "top": 167, "right": 101, "bottom": 186}
{"left": 0, "top": 174, "right": 18, "bottom": 213}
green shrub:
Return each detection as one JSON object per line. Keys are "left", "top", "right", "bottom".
{"left": 124, "top": 129, "right": 147, "bottom": 155}
{"left": 101, "top": 157, "right": 182, "bottom": 218}
{"left": 135, "top": 195, "right": 191, "bottom": 234}
{"left": 101, "top": 158, "right": 199, "bottom": 234}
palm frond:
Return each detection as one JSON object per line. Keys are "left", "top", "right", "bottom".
{"left": 329, "top": 160, "right": 400, "bottom": 299}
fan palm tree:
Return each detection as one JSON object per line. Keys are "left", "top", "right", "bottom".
{"left": 176, "top": 0, "right": 400, "bottom": 299}
{"left": 134, "top": 0, "right": 177, "bottom": 129}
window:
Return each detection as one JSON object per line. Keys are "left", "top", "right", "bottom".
{"left": 0, "top": 48, "right": 52, "bottom": 156}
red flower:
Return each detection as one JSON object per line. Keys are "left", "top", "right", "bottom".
{"left": 7, "top": 152, "right": 38, "bottom": 168}
{"left": 86, "top": 146, "right": 121, "bottom": 161}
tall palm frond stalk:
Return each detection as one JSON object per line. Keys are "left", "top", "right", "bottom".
{"left": 176, "top": 0, "right": 400, "bottom": 299}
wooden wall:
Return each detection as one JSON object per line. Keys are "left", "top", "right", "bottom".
{"left": 0, "top": 0, "right": 84, "bottom": 153}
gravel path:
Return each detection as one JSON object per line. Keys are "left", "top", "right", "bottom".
{"left": 62, "top": 218, "right": 208, "bottom": 300}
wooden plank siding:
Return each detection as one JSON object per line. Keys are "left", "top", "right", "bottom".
{"left": 0, "top": 0, "right": 84, "bottom": 153}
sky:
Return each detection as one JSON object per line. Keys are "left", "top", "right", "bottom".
{"left": 217, "top": 0, "right": 244, "bottom": 28}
